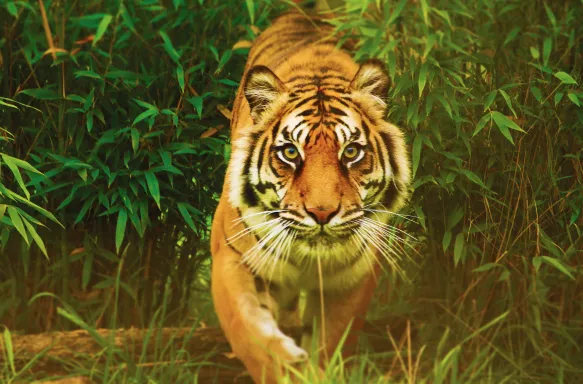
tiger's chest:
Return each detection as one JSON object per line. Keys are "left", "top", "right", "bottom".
{"left": 251, "top": 246, "right": 374, "bottom": 293}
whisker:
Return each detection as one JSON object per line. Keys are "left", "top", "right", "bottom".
{"left": 358, "top": 219, "right": 418, "bottom": 267}
{"left": 231, "top": 209, "right": 288, "bottom": 225}
{"left": 243, "top": 221, "right": 291, "bottom": 275}
{"left": 227, "top": 218, "right": 280, "bottom": 243}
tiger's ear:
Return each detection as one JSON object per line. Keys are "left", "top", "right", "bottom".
{"left": 244, "top": 65, "right": 286, "bottom": 121}
{"left": 350, "top": 59, "right": 390, "bottom": 103}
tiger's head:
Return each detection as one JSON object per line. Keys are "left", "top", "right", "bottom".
{"left": 228, "top": 59, "right": 411, "bottom": 274}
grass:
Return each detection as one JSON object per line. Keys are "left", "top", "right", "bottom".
{"left": 1, "top": 0, "right": 582, "bottom": 383}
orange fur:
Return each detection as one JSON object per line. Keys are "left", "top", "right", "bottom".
{"left": 211, "top": 12, "right": 411, "bottom": 383}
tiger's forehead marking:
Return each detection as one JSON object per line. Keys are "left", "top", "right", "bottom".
{"left": 275, "top": 100, "right": 366, "bottom": 149}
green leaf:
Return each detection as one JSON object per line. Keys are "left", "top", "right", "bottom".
{"left": 176, "top": 65, "right": 185, "bottom": 93}
{"left": 459, "top": 169, "right": 489, "bottom": 190}
{"left": 554, "top": 71, "right": 577, "bottom": 85}
{"left": 419, "top": 0, "right": 429, "bottom": 24}
{"left": 418, "top": 61, "right": 428, "bottom": 98}
{"left": 74, "top": 70, "right": 102, "bottom": 80}
{"left": 446, "top": 206, "right": 464, "bottom": 229}
{"left": 159, "top": 30, "right": 181, "bottom": 64}
{"left": 133, "top": 99, "right": 157, "bottom": 111}
{"left": 530, "top": 86, "right": 542, "bottom": 103}
{"left": 7, "top": 206, "right": 29, "bottom": 245}
{"left": 483, "top": 90, "right": 497, "bottom": 111}
{"left": 86, "top": 112, "right": 94, "bottom": 132}
{"left": 6, "top": 2, "right": 17, "bottom": 17}
{"left": 132, "top": 108, "right": 158, "bottom": 126}
{"left": 7, "top": 190, "right": 62, "bottom": 226}
{"left": 496, "top": 124, "right": 514, "bottom": 144}
{"left": 82, "top": 253, "right": 93, "bottom": 290}
{"left": 554, "top": 92, "right": 564, "bottom": 106}
{"left": 442, "top": 230, "right": 452, "bottom": 252}
{"left": 116, "top": 208, "right": 128, "bottom": 253}
{"left": 498, "top": 89, "right": 517, "bottom": 118}
{"left": 503, "top": 27, "right": 520, "bottom": 47}
{"left": 22, "top": 219, "right": 48, "bottom": 258}
{"left": 539, "top": 256, "right": 576, "bottom": 280}
{"left": 529, "top": 46, "right": 539, "bottom": 60}
{"left": 216, "top": 49, "right": 233, "bottom": 74}
{"left": 3, "top": 328, "right": 15, "bottom": 375}
{"left": 490, "top": 111, "right": 521, "bottom": 145}
{"left": 131, "top": 128, "right": 140, "bottom": 153}
{"left": 2, "top": 154, "right": 36, "bottom": 199}
{"left": 473, "top": 113, "right": 491, "bottom": 137}
{"left": 245, "top": 0, "right": 255, "bottom": 24}
{"left": 473, "top": 263, "right": 503, "bottom": 273}
{"left": 74, "top": 196, "right": 97, "bottom": 224}
{"left": 543, "top": 2, "right": 556, "bottom": 28}
{"left": 93, "top": 14, "right": 113, "bottom": 47}
{"left": 412, "top": 134, "right": 422, "bottom": 178}
{"left": 18, "top": 87, "right": 60, "bottom": 100}
{"left": 145, "top": 171, "right": 161, "bottom": 209}
{"left": 187, "top": 96, "right": 203, "bottom": 118}
{"left": 567, "top": 93, "right": 580, "bottom": 106}
{"left": 542, "top": 37, "right": 552, "bottom": 67}
{"left": 177, "top": 203, "right": 197, "bottom": 233}
{"left": 453, "top": 233, "right": 465, "bottom": 266}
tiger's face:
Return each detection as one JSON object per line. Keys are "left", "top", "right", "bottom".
{"left": 228, "top": 59, "right": 410, "bottom": 273}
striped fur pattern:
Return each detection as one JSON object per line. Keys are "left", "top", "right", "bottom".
{"left": 211, "top": 12, "right": 411, "bottom": 383}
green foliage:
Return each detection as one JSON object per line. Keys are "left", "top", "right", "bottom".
{"left": 329, "top": 0, "right": 583, "bottom": 381}
{"left": 0, "top": 0, "right": 284, "bottom": 331}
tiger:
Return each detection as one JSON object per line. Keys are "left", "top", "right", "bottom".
{"left": 210, "top": 11, "right": 411, "bottom": 384}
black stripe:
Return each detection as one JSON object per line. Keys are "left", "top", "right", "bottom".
{"left": 224, "top": 234, "right": 244, "bottom": 256}
{"left": 328, "top": 106, "right": 347, "bottom": 116}
{"left": 268, "top": 155, "right": 283, "bottom": 178}
{"left": 378, "top": 132, "right": 401, "bottom": 180}
{"left": 256, "top": 136, "right": 268, "bottom": 177}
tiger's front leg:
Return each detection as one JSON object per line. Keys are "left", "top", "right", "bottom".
{"left": 211, "top": 206, "right": 307, "bottom": 383}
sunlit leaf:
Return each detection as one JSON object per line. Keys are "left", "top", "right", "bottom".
{"left": 93, "top": 14, "right": 112, "bottom": 47}
{"left": 554, "top": 71, "right": 577, "bottom": 85}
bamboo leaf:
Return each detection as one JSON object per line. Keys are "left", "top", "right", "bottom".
{"left": 176, "top": 64, "right": 185, "bottom": 93}
{"left": 22, "top": 218, "right": 48, "bottom": 258}
{"left": 159, "top": 30, "right": 181, "bottom": 64}
{"left": 7, "top": 206, "right": 29, "bottom": 245}
{"left": 1, "top": 154, "right": 30, "bottom": 199}
{"left": 472, "top": 113, "right": 491, "bottom": 137}
{"left": 542, "top": 37, "right": 552, "bottom": 67}
{"left": 567, "top": 93, "right": 580, "bottom": 106}
{"left": 82, "top": 253, "right": 94, "bottom": 290}
{"left": 145, "top": 171, "right": 161, "bottom": 209}
{"left": 453, "top": 233, "right": 465, "bottom": 266}
{"left": 177, "top": 203, "right": 197, "bottom": 233}
{"left": 93, "top": 14, "right": 113, "bottom": 47}
{"left": 554, "top": 71, "right": 577, "bottom": 85}
{"left": 116, "top": 208, "right": 128, "bottom": 253}
{"left": 412, "top": 134, "right": 423, "bottom": 178}
{"left": 539, "top": 256, "right": 576, "bottom": 280}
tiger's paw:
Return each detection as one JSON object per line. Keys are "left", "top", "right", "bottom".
{"left": 268, "top": 333, "right": 308, "bottom": 362}
{"left": 254, "top": 321, "right": 308, "bottom": 362}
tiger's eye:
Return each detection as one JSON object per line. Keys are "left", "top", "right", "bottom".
{"left": 343, "top": 144, "right": 360, "bottom": 160}
{"left": 282, "top": 145, "right": 299, "bottom": 160}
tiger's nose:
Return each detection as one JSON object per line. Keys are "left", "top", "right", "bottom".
{"left": 305, "top": 205, "right": 340, "bottom": 225}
